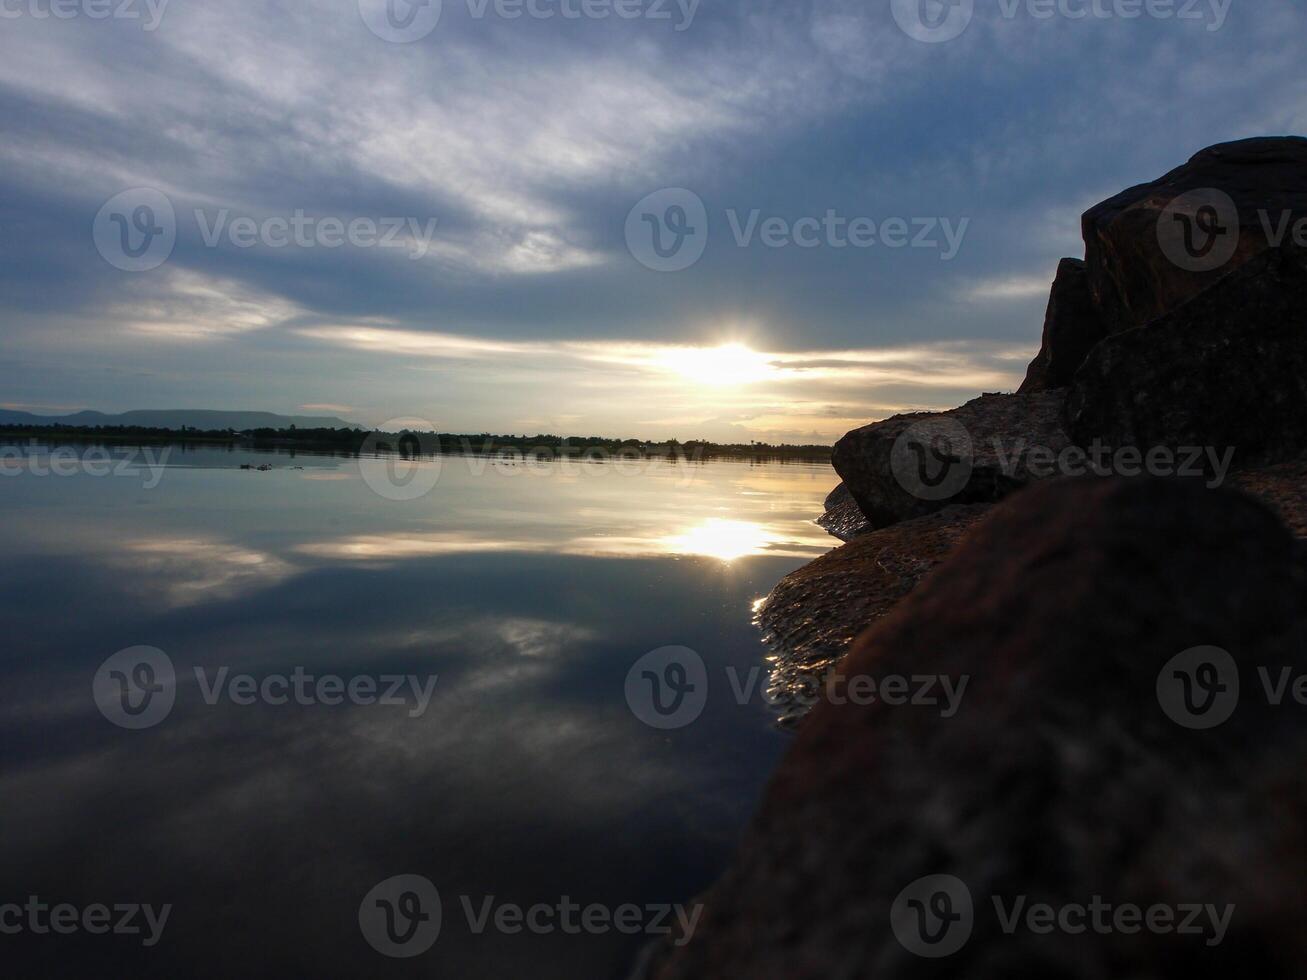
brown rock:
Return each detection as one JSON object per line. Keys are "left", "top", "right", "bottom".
{"left": 832, "top": 391, "right": 1069, "bottom": 529}
{"left": 757, "top": 504, "right": 989, "bottom": 727}
{"left": 1083, "top": 136, "right": 1307, "bottom": 334}
{"left": 1018, "top": 258, "right": 1106, "bottom": 392}
{"left": 1066, "top": 243, "right": 1307, "bottom": 470}
{"left": 648, "top": 478, "right": 1307, "bottom": 980}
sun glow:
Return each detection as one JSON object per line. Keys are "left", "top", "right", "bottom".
{"left": 655, "top": 343, "right": 776, "bottom": 386}
{"left": 660, "top": 519, "right": 776, "bottom": 562}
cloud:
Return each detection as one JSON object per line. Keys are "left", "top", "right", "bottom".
{"left": 2, "top": 0, "right": 1304, "bottom": 432}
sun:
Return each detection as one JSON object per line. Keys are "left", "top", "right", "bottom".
{"left": 657, "top": 343, "right": 775, "bottom": 386}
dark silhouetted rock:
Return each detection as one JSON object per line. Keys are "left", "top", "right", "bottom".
{"left": 647, "top": 478, "right": 1307, "bottom": 980}
{"left": 1067, "top": 243, "right": 1307, "bottom": 470}
{"left": 1083, "top": 136, "right": 1307, "bottom": 333}
{"left": 758, "top": 504, "right": 989, "bottom": 727}
{"left": 832, "top": 391, "right": 1069, "bottom": 529}
{"left": 815, "top": 483, "right": 872, "bottom": 541}
{"left": 1019, "top": 258, "right": 1106, "bottom": 392}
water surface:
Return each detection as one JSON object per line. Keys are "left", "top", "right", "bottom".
{"left": 0, "top": 444, "right": 833, "bottom": 978}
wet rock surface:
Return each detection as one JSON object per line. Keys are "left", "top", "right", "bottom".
{"left": 757, "top": 505, "right": 990, "bottom": 727}
{"left": 814, "top": 482, "right": 872, "bottom": 542}
{"left": 649, "top": 479, "right": 1307, "bottom": 980}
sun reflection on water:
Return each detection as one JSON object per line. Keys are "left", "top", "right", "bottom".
{"left": 659, "top": 518, "right": 778, "bottom": 562}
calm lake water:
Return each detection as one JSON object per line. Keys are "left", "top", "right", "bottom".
{"left": 0, "top": 443, "right": 834, "bottom": 978}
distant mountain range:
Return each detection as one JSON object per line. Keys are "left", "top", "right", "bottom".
{"left": 0, "top": 409, "right": 362, "bottom": 430}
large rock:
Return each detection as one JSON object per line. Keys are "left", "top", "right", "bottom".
{"left": 832, "top": 391, "right": 1070, "bottom": 528}
{"left": 758, "top": 504, "right": 990, "bottom": 727}
{"left": 1018, "top": 258, "right": 1106, "bottom": 392}
{"left": 1067, "top": 243, "right": 1307, "bottom": 470}
{"left": 1083, "top": 136, "right": 1307, "bottom": 334}
{"left": 647, "top": 478, "right": 1307, "bottom": 979}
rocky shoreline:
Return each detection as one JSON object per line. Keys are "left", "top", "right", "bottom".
{"left": 642, "top": 137, "right": 1307, "bottom": 977}
{"left": 756, "top": 136, "right": 1307, "bottom": 733}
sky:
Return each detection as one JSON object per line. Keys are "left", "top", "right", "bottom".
{"left": 1, "top": 0, "right": 1304, "bottom": 443}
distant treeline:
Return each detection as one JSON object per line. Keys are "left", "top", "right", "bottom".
{"left": 0, "top": 424, "right": 832, "bottom": 461}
